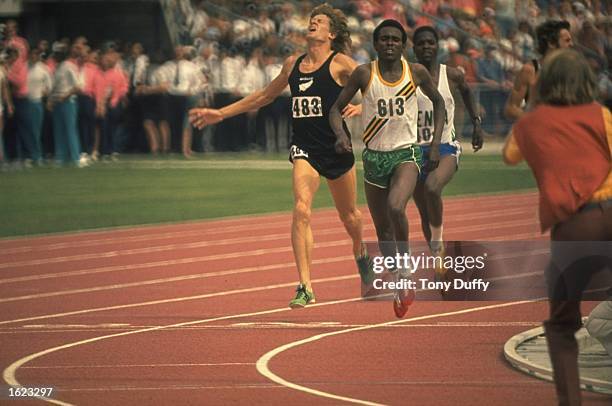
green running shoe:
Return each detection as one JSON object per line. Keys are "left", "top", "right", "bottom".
{"left": 289, "top": 284, "right": 316, "bottom": 308}
{"left": 356, "top": 253, "right": 375, "bottom": 285}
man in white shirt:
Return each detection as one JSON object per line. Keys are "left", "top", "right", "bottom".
{"left": 48, "top": 39, "right": 86, "bottom": 167}
{"left": 238, "top": 47, "right": 265, "bottom": 149}
{"left": 124, "top": 42, "right": 150, "bottom": 152}
{"left": 26, "top": 48, "right": 52, "bottom": 166}
{"left": 261, "top": 50, "right": 291, "bottom": 152}
{"left": 160, "top": 45, "right": 205, "bottom": 157}
{"left": 215, "top": 46, "right": 246, "bottom": 151}
{"left": 192, "top": 42, "right": 219, "bottom": 152}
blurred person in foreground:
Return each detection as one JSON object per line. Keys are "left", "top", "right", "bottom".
{"left": 503, "top": 48, "right": 611, "bottom": 406}
{"left": 190, "top": 3, "right": 373, "bottom": 309}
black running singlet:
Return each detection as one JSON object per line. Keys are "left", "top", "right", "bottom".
{"left": 288, "top": 51, "right": 348, "bottom": 154}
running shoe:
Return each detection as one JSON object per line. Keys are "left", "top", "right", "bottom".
{"left": 289, "top": 284, "right": 316, "bottom": 308}
{"left": 393, "top": 285, "right": 415, "bottom": 318}
{"left": 431, "top": 243, "right": 447, "bottom": 278}
{"left": 431, "top": 242, "right": 449, "bottom": 297}
{"left": 392, "top": 269, "right": 416, "bottom": 318}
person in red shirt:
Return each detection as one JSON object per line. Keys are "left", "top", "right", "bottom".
{"left": 96, "top": 45, "right": 128, "bottom": 161}
{"left": 79, "top": 47, "right": 102, "bottom": 160}
{"left": 503, "top": 49, "right": 611, "bottom": 406}
{"left": 4, "top": 20, "right": 29, "bottom": 165}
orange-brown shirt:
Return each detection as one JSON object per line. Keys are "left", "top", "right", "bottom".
{"left": 504, "top": 103, "right": 612, "bottom": 232}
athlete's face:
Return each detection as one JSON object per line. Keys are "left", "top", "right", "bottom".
{"left": 556, "top": 29, "right": 573, "bottom": 49}
{"left": 374, "top": 26, "right": 404, "bottom": 62}
{"left": 413, "top": 31, "right": 438, "bottom": 64}
{"left": 307, "top": 14, "right": 335, "bottom": 43}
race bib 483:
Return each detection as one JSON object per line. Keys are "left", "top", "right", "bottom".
{"left": 292, "top": 96, "right": 323, "bottom": 118}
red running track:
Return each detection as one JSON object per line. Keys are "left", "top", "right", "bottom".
{"left": 0, "top": 191, "right": 609, "bottom": 405}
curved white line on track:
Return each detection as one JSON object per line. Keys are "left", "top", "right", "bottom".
{"left": 255, "top": 300, "right": 538, "bottom": 405}
{"left": 2, "top": 295, "right": 372, "bottom": 405}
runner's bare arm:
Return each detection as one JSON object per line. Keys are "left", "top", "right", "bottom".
{"left": 329, "top": 64, "right": 370, "bottom": 154}
{"left": 447, "top": 66, "right": 483, "bottom": 151}
{"left": 412, "top": 63, "right": 445, "bottom": 169}
{"left": 189, "top": 55, "right": 297, "bottom": 129}
{"left": 331, "top": 53, "right": 362, "bottom": 118}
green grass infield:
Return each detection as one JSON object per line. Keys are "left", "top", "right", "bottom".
{"left": 0, "top": 153, "right": 535, "bottom": 237}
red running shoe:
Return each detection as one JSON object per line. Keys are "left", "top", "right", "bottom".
{"left": 393, "top": 286, "right": 415, "bottom": 318}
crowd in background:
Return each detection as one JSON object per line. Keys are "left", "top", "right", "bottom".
{"left": 0, "top": 0, "right": 611, "bottom": 169}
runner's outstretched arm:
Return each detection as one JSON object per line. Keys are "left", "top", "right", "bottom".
{"left": 189, "top": 55, "right": 297, "bottom": 129}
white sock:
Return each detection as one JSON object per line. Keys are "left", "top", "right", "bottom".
{"left": 430, "top": 224, "right": 443, "bottom": 243}
{"left": 429, "top": 225, "right": 443, "bottom": 252}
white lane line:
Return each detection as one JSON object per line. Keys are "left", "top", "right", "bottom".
{"left": 0, "top": 266, "right": 546, "bottom": 327}
{"left": 2, "top": 295, "right": 371, "bottom": 405}
{"left": 255, "top": 300, "right": 539, "bottom": 406}
{"left": 0, "top": 216, "right": 538, "bottom": 277}
{"left": 0, "top": 246, "right": 547, "bottom": 304}
{"left": 0, "top": 321, "right": 544, "bottom": 334}
{"left": 0, "top": 254, "right": 350, "bottom": 303}
{"left": 52, "top": 384, "right": 282, "bottom": 392}
{"left": 0, "top": 192, "right": 537, "bottom": 253}
{"left": 0, "top": 273, "right": 359, "bottom": 326}
{"left": 0, "top": 239, "right": 347, "bottom": 282}
{"left": 0, "top": 220, "right": 290, "bottom": 255}
{"left": 21, "top": 363, "right": 255, "bottom": 369}
{"left": 0, "top": 204, "right": 534, "bottom": 256}
{"left": 0, "top": 217, "right": 538, "bottom": 270}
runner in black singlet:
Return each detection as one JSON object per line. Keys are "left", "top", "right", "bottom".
{"left": 189, "top": 4, "right": 374, "bottom": 308}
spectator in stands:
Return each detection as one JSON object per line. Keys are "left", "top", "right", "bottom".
{"left": 186, "top": 0, "right": 210, "bottom": 39}
{"left": 78, "top": 47, "right": 101, "bottom": 161}
{"left": 215, "top": 45, "right": 245, "bottom": 151}
{"left": 495, "top": 0, "right": 518, "bottom": 38}
{"left": 256, "top": 5, "right": 277, "bottom": 40}
{"left": 260, "top": 49, "right": 290, "bottom": 153}
{"left": 160, "top": 45, "right": 205, "bottom": 157}
{"left": 0, "top": 52, "right": 14, "bottom": 169}
{"left": 560, "top": 0, "right": 579, "bottom": 34}
{"left": 239, "top": 46, "right": 266, "bottom": 149}
{"left": 136, "top": 50, "right": 170, "bottom": 155}
{"left": 36, "top": 40, "right": 50, "bottom": 61}
{"left": 48, "top": 40, "right": 85, "bottom": 167}
{"left": 515, "top": 20, "right": 536, "bottom": 62}
{"left": 4, "top": 20, "right": 29, "bottom": 167}
{"left": 26, "top": 47, "right": 52, "bottom": 167}
{"left": 96, "top": 44, "right": 128, "bottom": 162}
{"left": 577, "top": 19, "right": 606, "bottom": 61}
{"left": 123, "top": 42, "right": 149, "bottom": 152}
{"left": 192, "top": 41, "right": 219, "bottom": 152}
{"left": 436, "top": 4, "right": 458, "bottom": 38}
{"left": 505, "top": 20, "right": 574, "bottom": 121}
{"left": 477, "top": 43, "right": 511, "bottom": 135}
{"left": 498, "top": 39, "right": 523, "bottom": 78}
{"left": 4, "top": 20, "right": 28, "bottom": 59}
